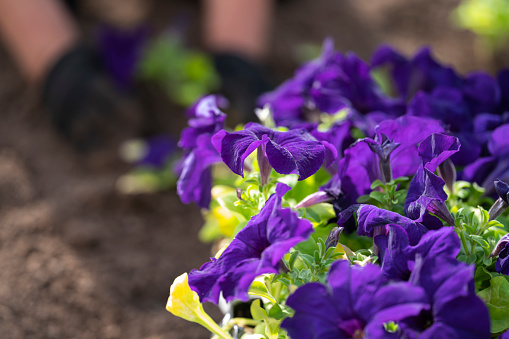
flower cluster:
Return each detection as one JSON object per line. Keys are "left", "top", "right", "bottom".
{"left": 168, "top": 42, "right": 509, "bottom": 339}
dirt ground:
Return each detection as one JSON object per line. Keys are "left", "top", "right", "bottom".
{"left": 0, "top": 0, "right": 489, "bottom": 338}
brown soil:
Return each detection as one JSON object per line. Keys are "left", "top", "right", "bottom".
{"left": 0, "top": 0, "right": 489, "bottom": 338}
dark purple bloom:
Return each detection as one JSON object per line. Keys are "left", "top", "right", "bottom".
{"left": 338, "top": 204, "right": 428, "bottom": 246}
{"left": 473, "top": 113, "right": 507, "bottom": 148}
{"left": 282, "top": 260, "right": 428, "bottom": 339}
{"left": 462, "top": 72, "right": 501, "bottom": 115}
{"left": 371, "top": 46, "right": 461, "bottom": 101}
{"left": 490, "top": 233, "right": 509, "bottom": 275}
{"left": 258, "top": 39, "right": 335, "bottom": 125}
{"left": 136, "top": 135, "right": 176, "bottom": 167}
{"left": 488, "top": 180, "right": 509, "bottom": 221}
{"left": 310, "top": 52, "right": 403, "bottom": 116}
{"left": 401, "top": 256, "right": 491, "bottom": 338}
{"left": 375, "top": 225, "right": 460, "bottom": 281}
{"left": 179, "top": 95, "right": 227, "bottom": 149}
{"left": 188, "top": 183, "right": 313, "bottom": 304}
{"left": 310, "top": 120, "right": 354, "bottom": 165}
{"left": 463, "top": 124, "right": 509, "bottom": 194}
{"left": 177, "top": 134, "right": 221, "bottom": 208}
{"left": 407, "top": 87, "right": 481, "bottom": 166}
{"left": 337, "top": 116, "right": 444, "bottom": 201}
{"left": 405, "top": 133, "right": 460, "bottom": 226}
{"left": 212, "top": 123, "right": 337, "bottom": 182}
{"left": 407, "top": 87, "right": 471, "bottom": 133}
{"left": 97, "top": 24, "right": 149, "bottom": 90}
{"left": 177, "top": 95, "right": 227, "bottom": 208}
{"left": 497, "top": 70, "right": 509, "bottom": 114}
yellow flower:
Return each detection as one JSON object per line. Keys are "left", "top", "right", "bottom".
{"left": 166, "top": 273, "right": 233, "bottom": 339}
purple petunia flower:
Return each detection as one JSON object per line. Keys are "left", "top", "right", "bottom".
{"left": 97, "top": 24, "right": 150, "bottom": 90}
{"left": 177, "top": 134, "right": 221, "bottom": 208}
{"left": 404, "top": 133, "right": 459, "bottom": 227}
{"left": 371, "top": 45, "right": 462, "bottom": 101}
{"left": 310, "top": 52, "right": 403, "bottom": 116}
{"left": 136, "top": 135, "right": 176, "bottom": 168}
{"left": 212, "top": 123, "right": 337, "bottom": 185}
{"left": 335, "top": 116, "right": 444, "bottom": 201}
{"left": 176, "top": 95, "right": 227, "bottom": 208}
{"left": 338, "top": 204, "right": 428, "bottom": 246}
{"left": 282, "top": 260, "right": 429, "bottom": 339}
{"left": 463, "top": 124, "right": 509, "bottom": 195}
{"left": 375, "top": 225, "right": 460, "bottom": 281}
{"left": 188, "top": 183, "right": 313, "bottom": 304}
{"left": 401, "top": 256, "right": 490, "bottom": 338}
{"left": 178, "top": 95, "right": 227, "bottom": 150}
{"left": 490, "top": 232, "right": 509, "bottom": 275}
{"left": 258, "top": 38, "right": 335, "bottom": 125}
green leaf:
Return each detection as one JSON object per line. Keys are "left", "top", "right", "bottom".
{"left": 249, "top": 281, "right": 277, "bottom": 304}
{"left": 268, "top": 303, "right": 285, "bottom": 320}
{"left": 475, "top": 266, "right": 493, "bottom": 290}
{"left": 357, "top": 195, "right": 371, "bottom": 203}
{"left": 287, "top": 251, "right": 300, "bottom": 271}
{"left": 250, "top": 299, "right": 268, "bottom": 321}
{"left": 477, "top": 277, "right": 509, "bottom": 333}
{"left": 369, "top": 191, "right": 387, "bottom": 204}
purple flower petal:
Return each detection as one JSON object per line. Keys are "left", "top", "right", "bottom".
{"left": 215, "top": 123, "right": 336, "bottom": 180}
{"left": 283, "top": 260, "right": 428, "bottom": 339}
{"left": 188, "top": 183, "right": 313, "bottom": 303}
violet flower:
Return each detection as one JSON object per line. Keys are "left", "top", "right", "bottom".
{"left": 337, "top": 204, "right": 428, "bottom": 246}
{"left": 136, "top": 135, "right": 176, "bottom": 168}
{"left": 310, "top": 52, "right": 403, "bottom": 116}
{"left": 401, "top": 256, "right": 490, "bottom": 338}
{"left": 491, "top": 233, "right": 509, "bottom": 275}
{"left": 488, "top": 179, "right": 509, "bottom": 221}
{"left": 212, "top": 123, "right": 337, "bottom": 185}
{"left": 258, "top": 38, "right": 335, "bottom": 125}
{"left": 337, "top": 116, "right": 444, "bottom": 201}
{"left": 375, "top": 225, "right": 460, "bottom": 281}
{"left": 178, "top": 95, "right": 227, "bottom": 150}
{"left": 188, "top": 183, "right": 313, "bottom": 304}
{"left": 371, "top": 46, "right": 461, "bottom": 101}
{"left": 282, "top": 260, "right": 429, "bottom": 339}
{"left": 97, "top": 24, "right": 149, "bottom": 90}
{"left": 404, "top": 133, "right": 460, "bottom": 227}
{"left": 177, "top": 134, "right": 221, "bottom": 208}
{"left": 463, "top": 124, "right": 509, "bottom": 195}
{"left": 176, "top": 95, "right": 227, "bottom": 208}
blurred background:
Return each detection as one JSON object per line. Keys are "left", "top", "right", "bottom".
{"left": 0, "top": 0, "right": 506, "bottom": 338}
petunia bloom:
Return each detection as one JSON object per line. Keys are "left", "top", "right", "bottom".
{"left": 375, "top": 225, "right": 460, "bottom": 281}
{"left": 177, "top": 134, "right": 221, "bottom": 208}
{"left": 462, "top": 124, "right": 509, "bottom": 195}
{"left": 338, "top": 204, "right": 428, "bottom": 246}
{"left": 335, "top": 116, "right": 444, "bottom": 201}
{"left": 176, "top": 95, "right": 227, "bottom": 208}
{"left": 188, "top": 183, "right": 313, "bottom": 304}
{"left": 404, "top": 133, "right": 460, "bottom": 227}
{"left": 401, "top": 256, "right": 490, "bottom": 338}
{"left": 212, "top": 123, "right": 336, "bottom": 185}
{"left": 488, "top": 179, "right": 509, "bottom": 221}
{"left": 490, "top": 233, "right": 509, "bottom": 275}
{"left": 282, "top": 260, "right": 429, "bottom": 339}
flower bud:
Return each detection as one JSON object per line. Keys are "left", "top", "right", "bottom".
{"left": 437, "top": 158, "right": 456, "bottom": 193}
{"left": 295, "top": 191, "right": 332, "bottom": 209}
{"left": 325, "top": 227, "right": 344, "bottom": 250}
{"left": 489, "top": 180, "right": 509, "bottom": 221}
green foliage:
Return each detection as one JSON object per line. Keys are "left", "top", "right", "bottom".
{"left": 452, "top": 0, "right": 509, "bottom": 51}
{"left": 477, "top": 276, "right": 509, "bottom": 333}
{"left": 357, "top": 177, "right": 409, "bottom": 214}
{"left": 138, "top": 33, "right": 219, "bottom": 106}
